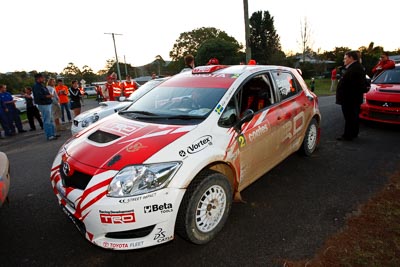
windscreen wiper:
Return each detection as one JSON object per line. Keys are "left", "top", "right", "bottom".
{"left": 118, "top": 110, "right": 157, "bottom": 116}
{"left": 137, "top": 115, "right": 204, "bottom": 120}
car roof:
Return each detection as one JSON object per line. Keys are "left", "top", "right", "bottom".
{"left": 160, "top": 65, "right": 295, "bottom": 89}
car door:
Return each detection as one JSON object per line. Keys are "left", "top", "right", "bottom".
{"left": 270, "top": 70, "right": 308, "bottom": 158}
{"left": 219, "top": 72, "right": 286, "bottom": 191}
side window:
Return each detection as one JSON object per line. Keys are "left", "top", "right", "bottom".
{"left": 218, "top": 73, "right": 276, "bottom": 128}
{"left": 271, "top": 71, "right": 300, "bottom": 101}
{"left": 240, "top": 74, "right": 274, "bottom": 113}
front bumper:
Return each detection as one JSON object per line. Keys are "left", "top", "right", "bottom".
{"left": 50, "top": 157, "right": 185, "bottom": 250}
{"left": 360, "top": 103, "right": 400, "bottom": 124}
{"left": 71, "top": 120, "right": 85, "bottom": 135}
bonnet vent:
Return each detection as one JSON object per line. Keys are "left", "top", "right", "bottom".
{"left": 88, "top": 130, "right": 120, "bottom": 143}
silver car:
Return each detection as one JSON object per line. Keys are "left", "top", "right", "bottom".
{"left": 13, "top": 95, "right": 26, "bottom": 112}
{"left": 71, "top": 78, "right": 169, "bottom": 135}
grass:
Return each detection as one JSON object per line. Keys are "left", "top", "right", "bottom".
{"left": 304, "top": 78, "right": 335, "bottom": 96}
{"left": 20, "top": 111, "right": 27, "bottom": 121}
{"left": 282, "top": 171, "right": 400, "bottom": 266}
{"left": 283, "top": 78, "right": 400, "bottom": 266}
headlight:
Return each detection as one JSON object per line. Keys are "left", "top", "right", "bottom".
{"left": 107, "top": 162, "right": 181, "bottom": 197}
{"left": 81, "top": 114, "right": 100, "bottom": 128}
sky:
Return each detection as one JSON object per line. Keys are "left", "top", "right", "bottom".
{"left": 1, "top": 0, "right": 398, "bottom": 74}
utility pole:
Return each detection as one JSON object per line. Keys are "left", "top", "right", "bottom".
{"left": 243, "top": 0, "right": 252, "bottom": 63}
{"left": 124, "top": 55, "right": 128, "bottom": 76}
{"left": 104, "top": 33, "right": 122, "bottom": 81}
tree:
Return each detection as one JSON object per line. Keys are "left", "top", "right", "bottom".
{"left": 81, "top": 65, "right": 97, "bottom": 84}
{"left": 61, "top": 62, "right": 82, "bottom": 84}
{"left": 359, "top": 42, "right": 384, "bottom": 76}
{"left": 299, "top": 17, "right": 314, "bottom": 63}
{"left": 249, "top": 11, "right": 284, "bottom": 65}
{"left": 196, "top": 38, "right": 244, "bottom": 65}
{"left": 169, "top": 27, "right": 242, "bottom": 63}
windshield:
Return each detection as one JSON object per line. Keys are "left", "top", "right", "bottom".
{"left": 126, "top": 79, "right": 166, "bottom": 102}
{"left": 373, "top": 68, "right": 400, "bottom": 84}
{"left": 121, "top": 86, "right": 226, "bottom": 124}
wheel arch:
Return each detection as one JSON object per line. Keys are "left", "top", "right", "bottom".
{"left": 197, "top": 161, "right": 242, "bottom": 201}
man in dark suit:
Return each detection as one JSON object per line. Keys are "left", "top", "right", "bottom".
{"left": 336, "top": 50, "right": 368, "bottom": 141}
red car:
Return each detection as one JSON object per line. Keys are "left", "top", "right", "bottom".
{"left": 360, "top": 64, "right": 400, "bottom": 124}
{"left": 0, "top": 151, "right": 10, "bottom": 207}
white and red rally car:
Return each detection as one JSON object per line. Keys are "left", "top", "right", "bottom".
{"left": 0, "top": 151, "right": 10, "bottom": 208}
{"left": 50, "top": 64, "right": 321, "bottom": 250}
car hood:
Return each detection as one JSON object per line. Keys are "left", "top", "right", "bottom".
{"left": 367, "top": 83, "right": 400, "bottom": 101}
{"left": 75, "top": 101, "right": 131, "bottom": 121}
{"left": 65, "top": 117, "right": 194, "bottom": 170}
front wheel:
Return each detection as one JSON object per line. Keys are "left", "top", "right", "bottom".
{"left": 300, "top": 118, "right": 318, "bottom": 156}
{"left": 176, "top": 170, "right": 232, "bottom": 244}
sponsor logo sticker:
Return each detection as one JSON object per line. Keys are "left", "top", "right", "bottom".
{"left": 153, "top": 228, "right": 173, "bottom": 243}
{"left": 126, "top": 142, "right": 147, "bottom": 152}
{"left": 99, "top": 209, "right": 136, "bottom": 224}
{"left": 144, "top": 203, "right": 173, "bottom": 214}
{"left": 62, "top": 162, "right": 70, "bottom": 176}
{"left": 103, "top": 242, "right": 129, "bottom": 249}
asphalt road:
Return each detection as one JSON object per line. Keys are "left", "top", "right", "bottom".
{"left": 0, "top": 96, "right": 399, "bottom": 267}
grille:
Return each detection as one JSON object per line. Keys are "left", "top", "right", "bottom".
{"left": 369, "top": 111, "right": 400, "bottom": 122}
{"left": 378, "top": 89, "right": 400, "bottom": 93}
{"left": 61, "top": 205, "right": 86, "bottom": 235}
{"left": 367, "top": 100, "right": 400, "bottom": 108}
{"left": 105, "top": 225, "right": 155, "bottom": 239}
{"left": 60, "top": 162, "right": 93, "bottom": 190}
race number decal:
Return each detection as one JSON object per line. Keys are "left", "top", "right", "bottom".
{"left": 237, "top": 134, "right": 246, "bottom": 148}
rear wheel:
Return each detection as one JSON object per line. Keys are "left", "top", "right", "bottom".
{"left": 300, "top": 118, "right": 318, "bottom": 156}
{"left": 176, "top": 170, "right": 232, "bottom": 244}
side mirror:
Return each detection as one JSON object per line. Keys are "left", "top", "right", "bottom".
{"left": 119, "top": 96, "right": 126, "bottom": 102}
{"left": 234, "top": 109, "right": 254, "bottom": 132}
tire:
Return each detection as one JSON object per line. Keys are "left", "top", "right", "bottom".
{"left": 176, "top": 170, "right": 232, "bottom": 244}
{"left": 300, "top": 118, "right": 318, "bottom": 156}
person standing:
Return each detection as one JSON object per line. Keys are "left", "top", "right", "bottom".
{"left": 32, "top": 73, "right": 58, "bottom": 141}
{"left": 330, "top": 67, "right": 338, "bottom": 92}
{"left": 103, "top": 73, "right": 119, "bottom": 101}
{"left": 371, "top": 52, "right": 395, "bottom": 78}
{"left": 95, "top": 85, "right": 104, "bottom": 103}
{"left": 55, "top": 79, "right": 72, "bottom": 124}
{"left": 47, "top": 78, "right": 63, "bottom": 132}
{"left": 336, "top": 51, "right": 368, "bottom": 141}
{"left": 22, "top": 87, "right": 43, "bottom": 131}
{"left": 0, "top": 92, "right": 12, "bottom": 137}
{"left": 0, "top": 84, "right": 26, "bottom": 134}
{"left": 180, "top": 54, "right": 195, "bottom": 73}
{"left": 79, "top": 84, "right": 85, "bottom": 106}
{"left": 310, "top": 78, "right": 315, "bottom": 92}
{"left": 69, "top": 80, "right": 82, "bottom": 116}
{"left": 120, "top": 75, "right": 138, "bottom": 98}
{"left": 112, "top": 80, "right": 123, "bottom": 101}
{"left": 103, "top": 75, "right": 114, "bottom": 101}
